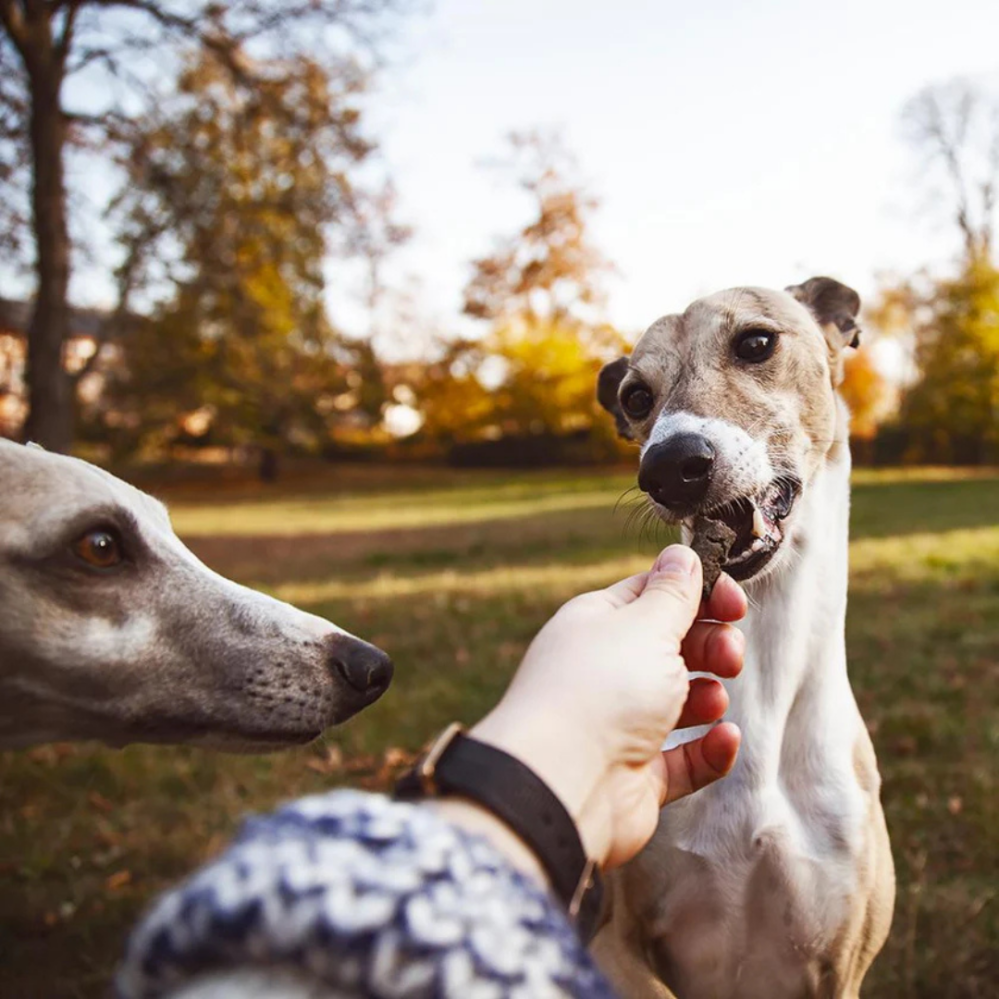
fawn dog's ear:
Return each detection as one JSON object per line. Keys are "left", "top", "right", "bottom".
{"left": 786, "top": 277, "right": 861, "bottom": 385}
{"left": 786, "top": 276, "right": 862, "bottom": 348}
{"left": 597, "top": 356, "right": 633, "bottom": 440}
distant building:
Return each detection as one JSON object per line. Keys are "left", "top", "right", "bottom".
{"left": 0, "top": 297, "right": 115, "bottom": 437}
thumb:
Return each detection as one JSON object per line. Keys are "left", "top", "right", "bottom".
{"left": 634, "top": 544, "right": 703, "bottom": 629}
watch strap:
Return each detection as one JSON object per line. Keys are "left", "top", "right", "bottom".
{"left": 395, "top": 724, "right": 604, "bottom": 942}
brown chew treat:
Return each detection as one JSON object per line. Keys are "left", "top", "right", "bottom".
{"left": 691, "top": 516, "right": 737, "bottom": 602}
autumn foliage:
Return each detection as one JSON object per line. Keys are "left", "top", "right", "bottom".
{"left": 415, "top": 132, "right": 630, "bottom": 462}
{"left": 840, "top": 347, "right": 891, "bottom": 441}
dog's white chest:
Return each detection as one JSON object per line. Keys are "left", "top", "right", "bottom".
{"left": 608, "top": 713, "right": 870, "bottom": 999}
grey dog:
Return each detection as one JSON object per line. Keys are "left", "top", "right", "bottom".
{"left": 0, "top": 440, "right": 392, "bottom": 750}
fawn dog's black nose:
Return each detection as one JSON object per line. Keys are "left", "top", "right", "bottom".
{"left": 639, "top": 433, "right": 715, "bottom": 510}
{"left": 330, "top": 637, "right": 394, "bottom": 698}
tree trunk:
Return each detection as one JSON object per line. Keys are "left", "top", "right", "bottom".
{"left": 258, "top": 446, "right": 280, "bottom": 482}
{"left": 23, "top": 60, "right": 72, "bottom": 452}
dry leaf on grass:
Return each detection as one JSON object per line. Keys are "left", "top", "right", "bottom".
{"left": 105, "top": 870, "right": 132, "bottom": 891}
{"left": 88, "top": 791, "right": 114, "bottom": 813}
{"left": 305, "top": 745, "right": 344, "bottom": 775}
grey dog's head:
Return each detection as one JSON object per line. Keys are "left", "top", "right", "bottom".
{"left": 0, "top": 441, "right": 392, "bottom": 750}
{"left": 598, "top": 277, "right": 861, "bottom": 585}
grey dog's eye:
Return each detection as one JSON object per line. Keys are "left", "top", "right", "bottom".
{"left": 621, "top": 384, "right": 654, "bottom": 419}
{"left": 73, "top": 529, "right": 124, "bottom": 570}
{"left": 735, "top": 329, "right": 777, "bottom": 363}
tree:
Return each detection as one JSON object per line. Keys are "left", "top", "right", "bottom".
{"left": 418, "top": 131, "right": 627, "bottom": 458}
{"left": 463, "top": 130, "right": 612, "bottom": 329}
{"left": 902, "top": 80, "right": 999, "bottom": 263}
{"left": 899, "top": 257, "right": 999, "bottom": 463}
{"left": 0, "top": 0, "right": 404, "bottom": 452}
{"left": 880, "top": 79, "right": 999, "bottom": 462}
{"left": 418, "top": 320, "right": 626, "bottom": 448}
{"left": 96, "top": 49, "right": 397, "bottom": 478}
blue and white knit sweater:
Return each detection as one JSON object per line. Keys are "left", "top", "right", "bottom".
{"left": 116, "top": 789, "right": 617, "bottom": 999}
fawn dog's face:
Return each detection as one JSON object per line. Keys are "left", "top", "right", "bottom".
{"left": 598, "top": 277, "right": 861, "bottom": 585}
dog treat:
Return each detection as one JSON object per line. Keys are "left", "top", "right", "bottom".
{"left": 691, "top": 516, "right": 737, "bottom": 602}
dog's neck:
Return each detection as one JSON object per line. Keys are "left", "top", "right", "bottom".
{"left": 724, "top": 437, "right": 854, "bottom": 785}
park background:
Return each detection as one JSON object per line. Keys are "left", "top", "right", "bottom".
{"left": 1, "top": 1, "right": 997, "bottom": 996}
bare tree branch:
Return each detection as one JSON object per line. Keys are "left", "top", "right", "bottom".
{"left": 54, "top": 1, "right": 82, "bottom": 64}
{"left": 0, "top": 0, "right": 29, "bottom": 48}
{"left": 904, "top": 79, "right": 999, "bottom": 262}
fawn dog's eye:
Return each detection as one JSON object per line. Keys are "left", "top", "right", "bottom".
{"left": 735, "top": 329, "right": 778, "bottom": 363}
{"left": 73, "top": 529, "right": 124, "bottom": 570}
{"left": 622, "top": 384, "right": 654, "bottom": 419}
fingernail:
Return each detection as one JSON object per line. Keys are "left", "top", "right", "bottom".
{"left": 655, "top": 545, "right": 697, "bottom": 577}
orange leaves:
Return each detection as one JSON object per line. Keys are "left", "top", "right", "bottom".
{"left": 105, "top": 870, "right": 132, "bottom": 892}
{"left": 841, "top": 346, "right": 892, "bottom": 441}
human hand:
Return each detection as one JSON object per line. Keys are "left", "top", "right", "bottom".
{"left": 471, "top": 544, "right": 746, "bottom": 870}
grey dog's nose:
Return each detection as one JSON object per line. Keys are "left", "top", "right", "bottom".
{"left": 330, "top": 638, "right": 394, "bottom": 697}
{"left": 639, "top": 433, "right": 715, "bottom": 510}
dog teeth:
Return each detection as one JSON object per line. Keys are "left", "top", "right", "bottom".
{"left": 750, "top": 537, "right": 766, "bottom": 553}
{"left": 751, "top": 507, "right": 766, "bottom": 538}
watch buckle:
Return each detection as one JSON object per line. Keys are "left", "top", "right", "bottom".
{"left": 568, "top": 857, "right": 598, "bottom": 920}
{"left": 417, "top": 721, "right": 464, "bottom": 794}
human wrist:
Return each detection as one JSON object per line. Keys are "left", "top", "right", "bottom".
{"left": 427, "top": 798, "right": 550, "bottom": 887}
{"left": 396, "top": 720, "right": 607, "bottom": 937}
{"left": 470, "top": 705, "right": 612, "bottom": 867}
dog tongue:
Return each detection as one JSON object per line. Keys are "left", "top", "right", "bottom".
{"left": 691, "top": 515, "right": 738, "bottom": 603}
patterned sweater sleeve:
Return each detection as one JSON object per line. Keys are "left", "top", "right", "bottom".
{"left": 115, "top": 789, "right": 618, "bottom": 999}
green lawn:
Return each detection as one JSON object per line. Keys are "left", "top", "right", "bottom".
{"left": 1, "top": 465, "right": 997, "bottom": 997}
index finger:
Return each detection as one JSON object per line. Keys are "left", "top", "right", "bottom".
{"left": 700, "top": 573, "right": 747, "bottom": 623}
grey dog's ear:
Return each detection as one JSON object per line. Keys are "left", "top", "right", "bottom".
{"left": 597, "top": 356, "right": 633, "bottom": 439}
{"left": 786, "top": 276, "right": 862, "bottom": 349}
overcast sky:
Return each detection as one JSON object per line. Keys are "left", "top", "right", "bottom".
{"left": 10, "top": 0, "right": 999, "bottom": 351}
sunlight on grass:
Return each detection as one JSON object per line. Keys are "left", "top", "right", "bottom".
{"left": 851, "top": 526, "right": 999, "bottom": 585}
{"left": 268, "top": 525, "right": 999, "bottom": 604}
{"left": 166, "top": 465, "right": 997, "bottom": 538}
{"left": 272, "top": 554, "right": 653, "bottom": 604}
{"left": 170, "top": 479, "right": 635, "bottom": 536}
{"left": 852, "top": 466, "right": 999, "bottom": 485}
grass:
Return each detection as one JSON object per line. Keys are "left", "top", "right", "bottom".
{"left": 1, "top": 464, "right": 997, "bottom": 997}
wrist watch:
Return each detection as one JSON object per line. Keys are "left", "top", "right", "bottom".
{"left": 395, "top": 722, "right": 605, "bottom": 943}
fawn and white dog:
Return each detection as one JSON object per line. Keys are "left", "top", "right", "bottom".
{"left": 0, "top": 440, "right": 392, "bottom": 751}
{"left": 594, "top": 278, "right": 894, "bottom": 998}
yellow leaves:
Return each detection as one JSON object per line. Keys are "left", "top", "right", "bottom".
{"left": 416, "top": 318, "right": 617, "bottom": 445}
{"left": 865, "top": 256, "right": 999, "bottom": 460}
{"left": 108, "top": 45, "right": 395, "bottom": 462}
{"left": 447, "top": 131, "right": 624, "bottom": 454}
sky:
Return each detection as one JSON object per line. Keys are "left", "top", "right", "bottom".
{"left": 364, "top": 0, "right": 999, "bottom": 342}
{"left": 8, "top": 0, "right": 999, "bottom": 354}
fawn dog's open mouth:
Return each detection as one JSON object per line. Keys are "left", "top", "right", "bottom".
{"left": 699, "top": 476, "right": 800, "bottom": 582}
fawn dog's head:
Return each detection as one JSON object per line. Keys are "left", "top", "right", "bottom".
{"left": 598, "top": 277, "right": 861, "bottom": 585}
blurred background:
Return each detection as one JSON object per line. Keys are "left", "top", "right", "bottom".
{"left": 0, "top": 1, "right": 996, "bottom": 996}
